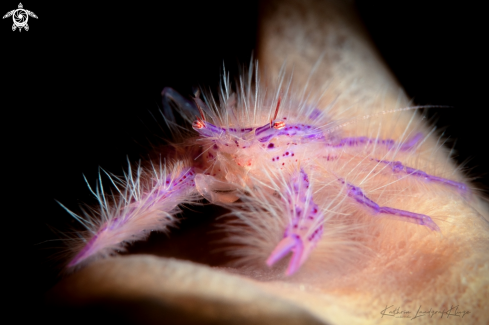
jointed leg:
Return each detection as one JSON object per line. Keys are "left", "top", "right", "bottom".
{"left": 66, "top": 161, "right": 198, "bottom": 268}
{"left": 339, "top": 179, "right": 440, "bottom": 231}
{"left": 329, "top": 132, "right": 423, "bottom": 151}
{"left": 266, "top": 168, "right": 324, "bottom": 275}
{"left": 374, "top": 159, "right": 468, "bottom": 193}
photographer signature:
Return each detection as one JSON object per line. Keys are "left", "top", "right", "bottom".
{"left": 380, "top": 304, "right": 470, "bottom": 320}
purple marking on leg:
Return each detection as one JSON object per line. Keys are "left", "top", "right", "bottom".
{"left": 67, "top": 231, "right": 101, "bottom": 267}
{"left": 429, "top": 175, "right": 468, "bottom": 192}
{"left": 376, "top": 159, "right": 468, "bottom": 193}
{"left": 267, "top": 168, "right": 325, "bottom": 275}
{"left": 400, "top": 132, "right": 423, "bottom": 150}
{"left": 330, "top": 136, "right": 390, "bottom": 149}
{"left": 286, "top": 236, "right": 304, "bottom": 275}
{"left": 339, "top": 179, "right": 440, "bottom": 232}
{"left": 340, "top": 180, "right": 380, "bottom": 212}
{"left": 255, "top": 124, "right": 270, "bottom": 136}
{"left": 266, "top": 236, "right": 297, "bottom": 267}
{"left": 379, "top": 207, "right": 440, "bottom": 231}
{"left": 67, "top": 168, "right": 196, "bottom": 268}
{"left": 405, "top": 167, "right": 428, "bottom": 178}
{"left": 147, "top": 169, "right": 196, "bottom": 203}
{"left": 258, "top": 123, "right": 324, "bottom": 143}
{"left": 329, "top": 133, "right": 423, "bottom": 151}
{"left": 331, "top": 136, "right": 370, "bottom": 148}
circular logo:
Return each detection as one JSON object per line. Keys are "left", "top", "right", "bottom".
{"left": 13, "top": 9, "right": 28, "bottom": 27}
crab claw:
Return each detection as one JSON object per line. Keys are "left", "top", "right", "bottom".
{"left": 266, "top": 168, "right": 325, "bottom": 276}
{"left": 266, "top": 234, "right": 305, "bottom": 276}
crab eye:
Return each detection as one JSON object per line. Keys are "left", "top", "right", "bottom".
{"left": 273, "top": 121, "right": 286, "bottom": 129}
{"left": 193, "top": 120, "right": 205, "bottom": 129}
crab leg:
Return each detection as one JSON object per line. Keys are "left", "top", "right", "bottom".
{"left": 339, "top": 179, "right": 440, "bottom": 231}
{"left": 329, "top": 132, "right": 423, "bottom": 151}
{"left": 373, "top": 159, "right": 468, "bottom": 193}
{"left": 266, "top": 168, "right": 324, "bottom": 275}
{"left": 66, "top": 163, "right": 198, "bottom": 268}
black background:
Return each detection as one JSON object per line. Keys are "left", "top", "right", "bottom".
{"left": 1, "top": 0, "right": 487, "bottom": 320}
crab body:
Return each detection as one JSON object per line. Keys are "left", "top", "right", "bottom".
{"left": 63, "top": 71, "right": 469, "bottom": 276}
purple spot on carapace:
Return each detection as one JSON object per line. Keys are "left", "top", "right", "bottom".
{"left": 268, "top": 143, "right": 275, "bottom": 148}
